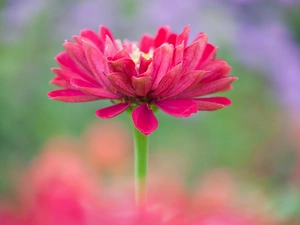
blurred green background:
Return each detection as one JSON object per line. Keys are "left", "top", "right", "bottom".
{"left": 1, "top": 0, "right": 300, "bottom": 223}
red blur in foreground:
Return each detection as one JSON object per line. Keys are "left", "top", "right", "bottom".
{"left": 48, "top": 25, "right": 237, "bottom": 135}
{"left": 0, "top": 122, "right": 276, "bottom": 225}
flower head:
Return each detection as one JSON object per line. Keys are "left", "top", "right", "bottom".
{"left": 48, "top": 25, "right": 237, "bottom": 135}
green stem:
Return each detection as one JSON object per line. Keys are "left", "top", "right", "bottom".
{"left": 132, "top": 125, "right": 149, "bottom": 207}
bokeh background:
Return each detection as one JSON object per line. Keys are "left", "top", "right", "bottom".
{"left": 1, "top": 0, "right": 300, "bottom": 224}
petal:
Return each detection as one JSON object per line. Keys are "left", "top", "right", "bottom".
{"left": 139, "top": 55, "right": 153, "bottom": 74}
{"left": 152, "top": 44, "right": 174, "bottom": 89}
{"left": 181, "top": 34, "right": 208, "bottom": 75}
{"left": 172, "top": 43, "right": 184, "bottom": 67}
{"left": 200, "top": 60, "right": 232, "bottom": 83}
{"left": 63, "top": 42, "right": 93, "bottom": 78}
{"left": 132, "top": 103, "right": 158, "bottom": 135}
{"left": 95, "top": 102, "right": 130, "bottom": 118}
{"left": 132, "top": 76, "right": 153, "bottom": 96}
{"left": 82, "top": 40, "right": 110, "bottom": 87}
{"left": 196, "top": 43, "right": 217, "bottom": 68}
{"left": 55, "top": 52, "right": 97, "bottom": 85}
{"left": 48, "top": 89, "right": 100, "bottom": 102}
{"left": 49, "top": 76, "right": 71, "bottom": 88}
{"left": 108, "top": 58, "right": 138, "bottom": 78}
{"left": 51, "top": 68, "right": 81, "bottom": 81}
{"left": 112, "top": 47, "right": 131, "bottom": 60}
{"left": 100, "top": 25, "right": 114, "bottom": 42}
{"left": 167, "top": 33, "right": 177, "bottom": 46}
{"left": 80, "top": 29, "right": 103, "bottom": 51}
{"left": 104, "top": 35, "right": 117, "bottom": 56}
{"left": 154, "top": 26, "right": 170, "bottom": 48}
{"left": 154, "top": 99, "right": 198, "bottom": 117}
{"left": 195, "top": 97, "right": 232, "bottom": 111}
{"left": 151, "top": 63, "right": 182, "bottom": 97}
{"left": 176, "top": 25, "right": 190, "bottom": 47}
{"left": 179, "top": 76, "right": 238, "bottom": 98}
{"left": 165, "top": 70, "right": 206, "bottom": 98}
{"left": 70, "top": 78, "right": 120, "bottom": 99}
{"left": 139, "top": 34, "right": 154, "bottom": 53}
{"left": 106, "top": 72, "right": 136, "bottom": 96}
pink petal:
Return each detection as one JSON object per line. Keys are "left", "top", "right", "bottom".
{"left": 179, "top": 76, "right": 238, "bottom": 98}
{"left": 140, "top": 34, "right": 154, "bottom": 53}
{"left": 51, "top": 68, "right": 81, "bottom": 81}
{"left": 112, "top": 47, "right": 131, "bottom": 60}
{"left": 200, "top": 60, "right": 232, "bottom": 83}
{"left": 152, "top": 44, "right": 174, "bottom": 89}
{"left": 104, "top": 35, "right": 117, "bottom": 56}
{"left": 151, "top": 63, "right": 182, "bottom": 97}
{"left": 49, "top": 76, "right": 71, "bottom": 88}
{"left": 48, "top": 89, "right": 100, "bottom": 102}
{"left": 196, "top": 43, "right": 217, "bottom": 68}
{"left": 106, "top": 72, "right": 136, "bottom": 96}
{"left": 80, "top": 29, "right": 103, "bottom": 51}
{"left": 195, "top": 97, "right": 232, "bottom": 111}
{"left": 165, "top": 70, "right": 206, "bottom": 98}
{"left": 166, "top": 33, "right": 177, "bottom": 46}
{"left": 100, "top": 26, "right": 114, "bottom": 42}
{"left": 176, "top": 25, "right": 190, "bottom": 47}
{"left": 154, "top": 99, "right": 198, "bottom": 117}
{"left": 70, "top": 78, "right": 120, "bottom": 99}
{"left": 139, "top": 55, "right": 153, "bottom": 74}
{"left": 108, "top": 58, "right": 137, "bottom": 78}
{"left": 55, "top": 52, "right": 97, "bottom": 85}
{"left": 132, "top": 76, "right": 153, "bottom": 96}
{"left": 95, "top": 102, "right": 130, "bottom": 118}
{"left": 154, "top": 26, "right": 170, "bottom": 48}
{"left": 82, "top": 40, "right": 110, "bottom": 87}
{"left": 63, "top": 42, "right": 94, "bottom": 78}
{"left": 172, "top": 43, "right": 184, "bottom": 67}
{"left": 132, "top": 103, "right": 158, "bottom": 135}
{"left": 181, "top": 34, "right": 208, "bottom": 75}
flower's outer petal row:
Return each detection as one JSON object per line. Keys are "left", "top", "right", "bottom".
{"left": 95, "top": 102, "right": 130, "bottom": 118}
{"left": 80, "top": 29, "right": 103, "bottom": 51}
{"left": 100, "top": 25, "right": 114, "bottom": 43}
{"left": 51, "top": 68, "right": 82, "bottom": 82}
{"left": 49, "top": 76, "right": 72, "bottom": 88}
{"left": 55, "top": 52, "right": 98, "bottom": 85}
{"left": 179, "top": 76, "right": 237, "bottom": 98}
{"left": 165, "top": 70, "right": 207, "bottom": 98}
{"left": 195, "top": 97, "right": 232, "bottom": 111}
{"left": 172, "top": 43, "right": 184, "bottom": 67}
{"left": 154, "top": 99, "right": 198, "bottom": 117}
{"left": 106, "top": 72, "right": 136, "bottom": 96}
{"left": 200, "top": 60, "right": 232, "bottom": 84}
{"left": 48, "top": 89, "right": 101, "bottom": 102}
{"left": 82, "top": 40, "right": 111, "bottom": 87}
{"left": 63, "top": 42, "right": 95, "bottom": 80}
{"left": 196, "top": 43, "right": 217, "bottom": 68}
{"left": 70, "top": 78, "right": 120, "bottom": 99}
{"left": 152, "top": 44, "right": 174, "bottom": 89}
{"left": 132, "top": 103, "right": 158, "bottom": 135}
{"left": 104, "top": 35, "right": 117, "bottom": 56}
{"left": 181, "top": 34, "right": 208, "bottom": 75}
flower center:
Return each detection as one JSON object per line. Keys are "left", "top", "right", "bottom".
{"left": 130, "top": 44, "right": 153, "bottom": 68}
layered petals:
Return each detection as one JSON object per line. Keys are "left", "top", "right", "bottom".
{"left": 154, "top": 99, "right": 198, "bottom": 117}
{"left": 95, "top": 102, "right": 130, "bottom": 118}
{"left": 132, "top": 103, "right": 158, "bottom": 135}
{"left": 49, "top": 25, "right": 237, "bottom": 135}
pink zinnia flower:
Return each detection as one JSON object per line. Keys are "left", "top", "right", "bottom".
{"left": 48, "top": 25, "right": 237, "bottom": 135}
